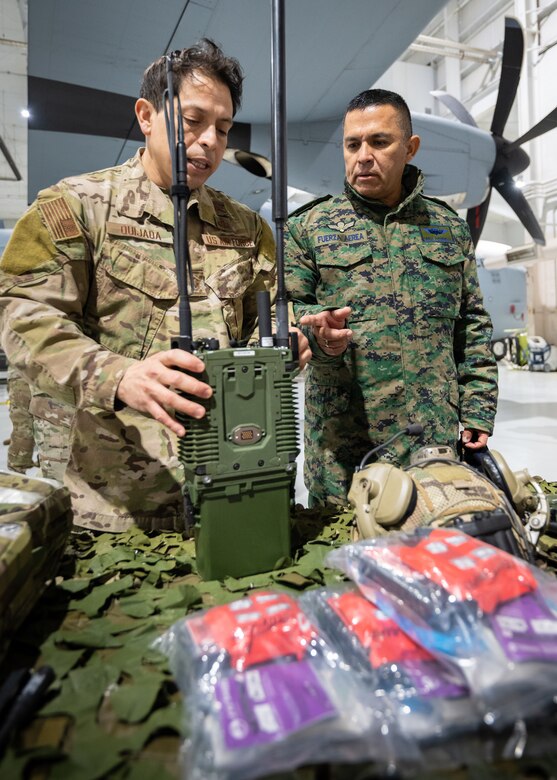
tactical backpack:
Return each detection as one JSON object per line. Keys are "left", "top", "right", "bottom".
{"left": 348, "top": 446, "right": 542, "bottom": 560}
{"left": 0, "top": 471, "right": 72, "bottom": 660}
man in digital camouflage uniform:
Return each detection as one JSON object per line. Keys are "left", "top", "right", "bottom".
{"left": 285, "top": 89, "right": 498, "bottom": 507}
{"left": 0, "top": 39, "right": 309, "bottom": 531}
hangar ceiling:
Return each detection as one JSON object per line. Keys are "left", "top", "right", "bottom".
{"left": 2, "top": 0, "right": 557, "bottom": 251}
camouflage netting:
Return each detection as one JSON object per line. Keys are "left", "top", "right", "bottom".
{"left": 2, "top": 495, "right": 557, "bottom": 779}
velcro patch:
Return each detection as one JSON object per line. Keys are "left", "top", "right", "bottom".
{"left": 202, "top": 234, "right": 255, "bottom": 249}
{"left": 39, "top": 198, "right": 81, "bottom": 241}
{"left": 315, "top": 230, "right": 368, "bottom": 245}
{"left": 107, "top": 222, "right": 172, "bottom": 243}
{"left": 420, "top": 225, "right": 453, "bottom": 242}
{"left": 190, "top": 269, "right": 206, "bottom": 296}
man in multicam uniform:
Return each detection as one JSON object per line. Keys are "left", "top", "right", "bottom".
{"left": 285, "top": 89, "right": 498, "bottom": 507}
{"left": 0, "top": 39, "right": 309, "bottom": 531}
{"left": 5, "top": 365, "right": 72, "bottom": 481}
{"left": 6, "top": 365, "right": 35, "bottom": 474}
{"left": 30, "top": 392, "right": 74, "bottom": 482}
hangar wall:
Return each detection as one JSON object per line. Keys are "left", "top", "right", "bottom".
{"left": 402, "top": 0, "right": 557, "bottom": 342}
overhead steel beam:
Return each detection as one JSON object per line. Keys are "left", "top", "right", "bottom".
{"left": 0, "top": 135, "right": 22, "bottom": 181}
{"left": 537, "top": 0, "right": 557, "bottom": 24}
{"left": 409, "top": 34, "right": 498, "bottom": 64}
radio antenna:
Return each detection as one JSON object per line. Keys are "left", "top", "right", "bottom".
{"left": 271, "top": 0, "right": 289, "bottom": 347}
{"left": 164, "top": 53, "right": 194, "bottom": 353}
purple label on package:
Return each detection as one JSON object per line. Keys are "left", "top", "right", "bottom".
{"left": 403, "top": 658, "right": 468, "bottom": 699}
{"left": 491, "top": 592, "right": 557, "bottom": 662}
{"left": 215, "top": 660, "right": 337, "bottom": 750}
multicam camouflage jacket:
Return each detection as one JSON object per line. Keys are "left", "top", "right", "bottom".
{"left": 6, "top": 365, "right": 35, "bottom": 473}
{"left": 285, "top": 165, "right": 498, "bottom": 505}
{"left": 0, "top": 151, "right": 276, "bottom": 531}
{"left": 7, "top": 364, "right": 73, "bottom": 481}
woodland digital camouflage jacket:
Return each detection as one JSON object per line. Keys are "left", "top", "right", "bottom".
{"left": 285, "top": 165, "right": 498, "bottom": 504}
{"left": 0, "top": 151, "right": 276, "bottom": 531}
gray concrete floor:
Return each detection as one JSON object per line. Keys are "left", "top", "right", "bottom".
{"left": 489, "top": 363, "right": 557, "bottom": 481}
{"left": 0, "top": 363, "right": 555, "bottom": 504}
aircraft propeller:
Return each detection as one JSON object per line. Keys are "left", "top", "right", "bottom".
{"left": 433, "top": 16, "right": 557, "bottom": 247}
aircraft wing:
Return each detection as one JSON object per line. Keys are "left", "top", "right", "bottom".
{"left": 27, "top": 0, "right": 450, "bottom": 205}
{"left": 211, "top": 113, "right": 497, "bottom": 214}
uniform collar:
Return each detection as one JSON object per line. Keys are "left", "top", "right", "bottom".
{"left": 344, "top": 164, "right": 424, "bottom": 219}
{"left": 116, "top": 150, "right": 174, "bottom": 225}
{"left": 188, "top": 185, "right": 218, "bottom": 226}
{"left": 116, "top": 150, "right": 220, "bottom": 228}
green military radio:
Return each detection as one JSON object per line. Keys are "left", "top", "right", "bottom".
{"left": 165, "top": 0, "right": 299, "bottom": 580}
{"left": 177, "top": 304, "right": 299, "bottom": 581}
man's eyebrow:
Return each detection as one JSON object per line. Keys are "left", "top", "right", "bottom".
{"left": 344, "top": 131, "right": 393, "bottom": 143}
{"left": 182, "top": 104, "right": 234, "bottom": 127}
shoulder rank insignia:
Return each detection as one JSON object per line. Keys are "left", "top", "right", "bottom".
{"left": 423, "top": 194, "right": 459, "bottom": 215}
{"left": 287, "top": 194, "right": 332, "bottom": 219}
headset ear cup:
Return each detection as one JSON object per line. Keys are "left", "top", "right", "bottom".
{"left": 356, "top": 505, "right": 383, "bottom": 539}
{"left": 349, "top": 464, "right": 416, "bottom": 539}
{"left": 468, "top": 447, "right": 517, "bottom": 508}
{"left": 489, "top": 450, "right": 521, "bottom": 507}
{"left": 350, "top": 475, "right": 387, "bottom": 539}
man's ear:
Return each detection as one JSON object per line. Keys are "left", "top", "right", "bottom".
{"left": 406, "top": 134, "right": 421, "bottom": 162}
{"left": 135, "top": 98, "right": 156, "bottom": 137}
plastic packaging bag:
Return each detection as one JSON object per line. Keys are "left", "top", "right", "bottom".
{"left": 300, "top": 584, "right": 479, "bottom": 745}
{"left": 157, "top": 590, "right": 407, "bottom": 780}
{"left": 327, "top": 527, "right": 557, "bottom": 727}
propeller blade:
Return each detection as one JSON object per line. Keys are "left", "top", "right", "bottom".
{"left": 431, "top": 91, "right": 477, "bottom": 127}
{"left": 511, "top": 105, "right": 557, "bottom": 148}
{"left": 467, "top": 190, "right": 492, "bottom": 247}
{"left": 490, "top": 17, "right": 524, "bottom": 137}
{"left": 495, "top": 174, "right": 545, "bottom": 245}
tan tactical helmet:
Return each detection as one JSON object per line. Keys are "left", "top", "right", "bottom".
{"left": 348, "top": 446, "right": 542, "bottom": 560}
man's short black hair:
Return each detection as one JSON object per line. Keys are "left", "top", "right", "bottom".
{"left": 344, "top": 88, "right": 413, "bottom": 138}
{"left": 140, "top": 38, "right": 244, "bottom": 116}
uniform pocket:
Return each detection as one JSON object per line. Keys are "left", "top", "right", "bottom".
{"left": 316, "top": 242, "right": 375, "bottom": 321}
{"left": 204, "top": 248, "right": 259, "bottom": 298}
{"left": 95, "top": 241, "right": 178, "bottom": 359}
{"left": 204, "top": 249, "right": 266, "bottom": 341}
{"left": 29, "top": 394, "right": 74, "bottom": 427}
{"left": 415, "top": 247, "right": 464, "bottom": 319}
